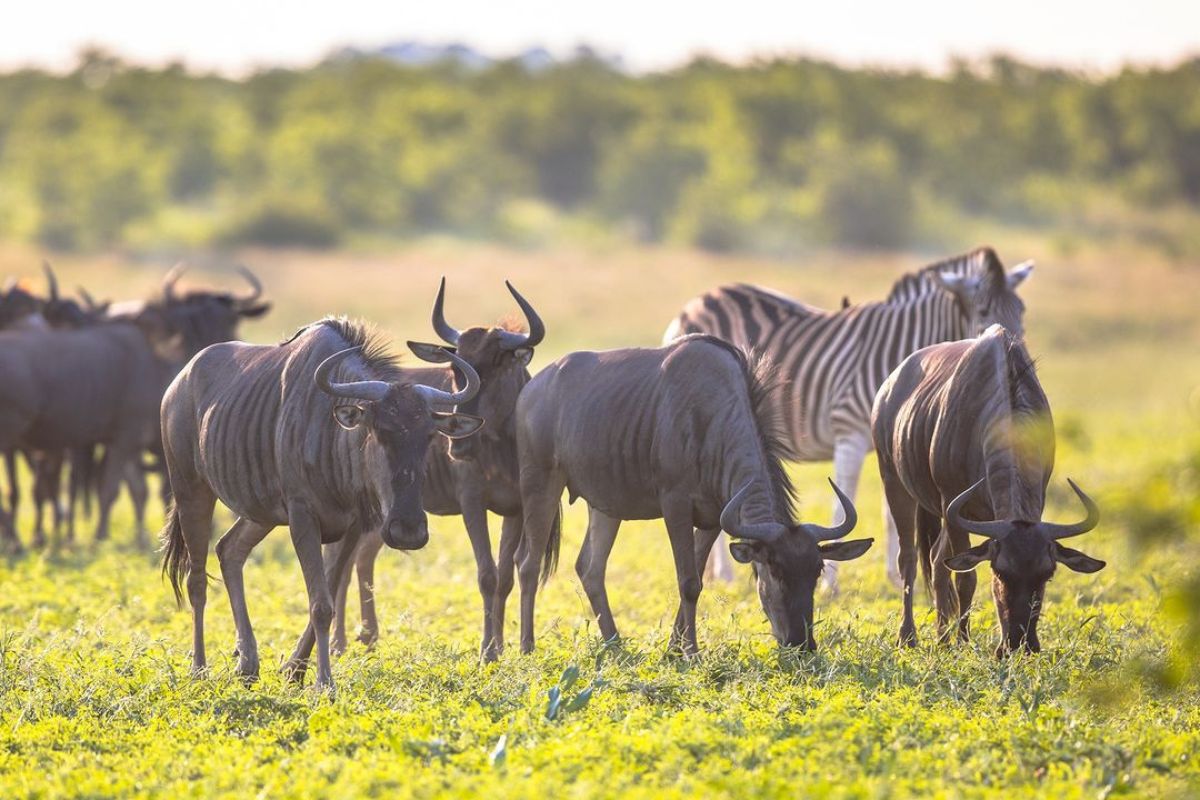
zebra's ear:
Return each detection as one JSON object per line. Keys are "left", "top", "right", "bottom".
{"left": 932, "top": 270, "right": 977, "bottom": 297}
{"left": 1006, "top": 260, "right": 1034, "bottom": 290}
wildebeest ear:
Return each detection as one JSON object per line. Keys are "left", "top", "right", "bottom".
{"left": 408, "top": 341, "right": 456, "bottom": 362}
{"left": 511, "top": 346, "right": 534, "bottom": 366}
{"left": 333, "top": 405, "right": 365, "bottom": 430}
{"left": 944, "top": 541, "right": 994, "bottom": 572}
{"left": 433, "top": 412, "right": 484, "bottom": 439}
{"left": 238, "top": 302, "right": 272, "bottom": 319}
{"left": 1006, "top": 260, "right": 1034, "bottom": 291}
{"left": 728, "top": 541, "right": 764, "bottom": 564}
{"left": 1054, "top": 544, "right": 1105, "bottom": 573}
{"left": 819, "top": 538, "right": 873, "bottom": 562}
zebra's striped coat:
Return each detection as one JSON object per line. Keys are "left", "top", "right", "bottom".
{"left": 666, "top": 247, "right": 1034, "bottom": 590}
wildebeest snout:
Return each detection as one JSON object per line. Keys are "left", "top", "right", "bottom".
{"left": 382, "top": 515, "right": 429, "bottom": 550}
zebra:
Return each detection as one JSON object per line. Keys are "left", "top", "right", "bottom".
{"left": 664, "top": 247, "right": 1034, "bottom": 594}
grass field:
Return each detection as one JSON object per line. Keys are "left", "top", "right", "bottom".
{"left": 1, "top": 238, "right": 1198, "bottom": 797}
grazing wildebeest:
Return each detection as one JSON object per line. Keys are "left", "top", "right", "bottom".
{"left": 512, "top": 334, "right": 872, "bottom": 655}
{"left": 0, "top": 308, "right": 184, "bottom": 550}
{"left": 159, "top": 318, "right": 484, "bottom": 690}
{"left": 667, "top": 247, "right": 1034, "bottom": 593}
{"left": 871, "top": 325, "right": 1104, "bottom": 655}
{"left": 325, "top": 278, "right": 545, "bottom": 662}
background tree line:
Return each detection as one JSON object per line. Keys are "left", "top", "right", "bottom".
{"left": 1, "top": 49, "right": 1198, "bottom": 255}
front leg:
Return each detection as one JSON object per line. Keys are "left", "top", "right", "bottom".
{"left": 827, "top": 432, "right": 871, "bottom": 597}
{"left": 661, "top": 493, "right": 702, "bottom": 656}
{"left": 456, "top": 482, "right": 499, "bottom": 662}
{"left": 282, "top": 503, "right": 357, "bottom": 692}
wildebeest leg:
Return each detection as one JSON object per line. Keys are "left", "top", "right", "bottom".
{"left": 491, "top": 514, "right": 522, "bottom": 655}
{"left": 215, "top": 517, "right": 273, "bottom": 680}
{"left": 351, "top": 530, "right": 384, "bottom": 648}
{"left": 883, "top": 496, "right": 903, "bottom": 590}
{"left": 929, "top": 523, "right": 960, "bottom": 644}
{"left": 517, "top": 469, "right": 566, "bottom": 654}
{"left": 93, "top": 442, "right": 135, "bottom": 542}
{"left": 123, "top": 460, "right": 150, "bottom": 547}
{"left": 662, "top": 494, "right": 703, "bottom": 656}
{"left": 176, "top": 488, "right": 218, "bottom": 676}
{"left": 458, "top": 492, "right": 501, "bottom": 661}
{"left": 880, "top": 469, "right": 920, "bottom": 646}
{"left": 674, "top": 527, "right": 722, "bottom": 638}
{"left": 827, "top": 431, "right": 871, "bottom": 597}
{"left": 32, "top": 452, "right": 58, "bottom": 549}
{"left": 330, "top": 539, "right": 356, "bottom": 655}
{"left": 283, "top": 518, "right": 361, "bottom": 690}
{"left": 1, "top": 450, "right": 20, "bottom": 553}
{"left": 703, "top": 533, "right": 735, "bottom": 583}
{"left": 576, "top": 506, "right": 621, "bottom": 642}
{"left": 948, "top": 521, "right": 976, "bottom": 642}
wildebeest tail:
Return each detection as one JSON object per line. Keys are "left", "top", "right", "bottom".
{"left": 160, "top": 501, "right": 188, "bottom": 607}
{"left": 915, "top": 509, "right": 936, "bottom": 600}
{"left": 540, "top": 499, "right": 563, "bottom": 586}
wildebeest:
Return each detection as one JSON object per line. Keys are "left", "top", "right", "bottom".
{"left": 512, "top": 334, "right": 871, "bottom": 654}
{"left": 324, "top": 278, "right": 545, "bottom": 662}
{"left": 871, "top": 325, "right": 1104, "bottom": 655}
{"left": 159, "top": 318, "right": 484, "bottom": 690}
{"left": 0, "top": 307, "right": 184, "bottom": 549}
{"left": 667, "top": 247, "right": 1034, "bottom": 592}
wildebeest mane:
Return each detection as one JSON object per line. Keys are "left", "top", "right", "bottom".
{"left": 282, "top": 316, "right": 404, "bottom": 382}
{"left": 692, "top": 334, "right": 799, "bottom": 520}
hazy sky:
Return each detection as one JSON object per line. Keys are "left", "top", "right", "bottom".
{"left": 3, "top": 0, "right": 1198, "bottom": 74}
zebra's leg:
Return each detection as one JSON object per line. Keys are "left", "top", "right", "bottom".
{"left": 703, "top": 532, "right": 735, "bottom": 583}
{"left": 826, "top": 432, "right": 871, "bottom": 597}
{"left": 883, "top": 495, "right": 903, "bottom": 590}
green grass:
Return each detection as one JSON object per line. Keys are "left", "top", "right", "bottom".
{"left": 0, "top": 238, "right": 1198, "bottom": 797}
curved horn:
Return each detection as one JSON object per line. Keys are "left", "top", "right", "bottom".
{"left": 720, "top": 482, "right": 786, "bottom": 542}
{"left": 42, "top": 260, "right": 59, "bottom": 301}
{"left": 946, "top": 478, "right": 1010, "bottom": 539}
{"left": 496, "top": 279, "right": 546, "bottom": 350}
{"left": 78, "top": 287, "right": 100, "bottom": 312}
{"left": 314, "top": 347, "right": 390, "bottom": 403}
{"left": 235, "top": 265, "right": 263, "bottom": 306}
{"left": 800, "top": 478, "right": 859, "bottom": 542}
{"left": 430, "top": 277, "right": 460, "bottom": 346}
{"left": 1040, "top": 479, "right": 1101, "bottom": 540}
{"left": 162, "top": 263, "right": 187, "bottom": 303}
{"left": 412, "top": 347, "right": 481, "bottom": 406}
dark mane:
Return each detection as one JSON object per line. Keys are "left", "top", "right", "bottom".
{"left": 1002, "top": 333, "right": 1045, "bottom": 419}
{"left": 886, "top": 246, "right": 1003, "bottom": 303}
{"left": 283, "top": 316, "right": 404, "bottom": 382}
{"left": 691, "top": 334, "right": 799, "bottom": 520}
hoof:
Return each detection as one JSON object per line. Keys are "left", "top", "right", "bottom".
{"left": 356, "top": 630, "right": 378, "bottom": 649}
{"left": 898, "top": 628, "right": 918, "bottom": 648}
{"left": 281, "top": 660, "right": 307, "bottom": 685}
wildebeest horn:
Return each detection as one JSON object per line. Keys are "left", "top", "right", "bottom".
{"left": 162, "top": 262, "right": 187, "bottom": 302}
{"left": 78, "top": 287, "right": 99, "bottom": 311}
{"left": 431, "top": 276, "right": 461, "bottom": 345}
{"left": 720, "top": 482, "right": 786, "bottom": 542}
{"left": 42, "top": 260, "right": 59, "bottom": 301}
{"left": 1040, "top": 479, "right": 1100, "bottom": 540}
{"left": 235, "top": 265, "right": 263, "bottom": 306}
{"left": 946, "top": 478, "right": 1010, "bottom": 539}
{"left": 314, "top": 347, "right": 391, "bottom": 403}
{"left": 410, "top": 346, "right": 481, "bottom": 406}
{"left": 800, "top": 478, "right": 859, "bottom": 542}
{"left": 496, "top": 280, "right": 546, "bottom": 350}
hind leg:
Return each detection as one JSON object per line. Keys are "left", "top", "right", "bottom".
{"left": 123, "top": 459, "right": 149, "bottom": 547}
{"left": 576, "top": 506, "right": 621, "bottom": 642}
{"left": 175, "top": 487, "right": 217, "bottom": 675}
{"left": 881, "top": 472, "right": 920, "bottom": 647}
{"left": 215, "top": 517, "right": 274, "bottom": 680}
{"left": 517, "top": 467, "right": 565, "bottom": 655}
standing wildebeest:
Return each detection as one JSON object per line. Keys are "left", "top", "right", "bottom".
{"left": 0, "top": 308, "right": 184, "bottom": 550}
{"left": 667, "top": 247, "right": 1034, "bottom": 592}
{"left": 871, "top": 325, "right": 1104, "bottom": 655}
{"left": 159, "top": 318, "right": 484, "bottom": 690}
{"left": 512, "top": 335, "right": 872, "bottom": 655}
{"left": 325, "top": 278, "right": 545, "bottom": 662}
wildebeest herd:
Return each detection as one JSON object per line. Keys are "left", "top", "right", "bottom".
{"left": 0, "top": 248, "right": 1104, "bottom": 691}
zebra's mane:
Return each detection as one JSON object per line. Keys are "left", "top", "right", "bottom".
{"left": 885, "top": 247, "right": 1005, "bottom": 303}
